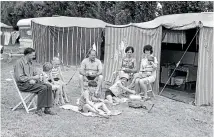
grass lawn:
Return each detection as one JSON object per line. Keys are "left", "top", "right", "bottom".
{"left": 1, "top": 49, "right": 213, "bottom": 137}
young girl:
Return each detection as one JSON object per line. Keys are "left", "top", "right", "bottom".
{"left": 40, "top": 62, "right": 62, "bottom": 106}
{"left": 105, "top": 73, "right": 136, "bottom": 104}
{"left": 51, "top": 57, "right": 69, "bottom": 104}
{"left": 78, "top": 81, "right": 111, "bottom": 117}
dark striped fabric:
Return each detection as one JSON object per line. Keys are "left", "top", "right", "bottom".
{"left": 31, "top": 21, "right": 104, "bottom": 66}
{"left": 103, "top": 25, "right": 162, "bottom": 92}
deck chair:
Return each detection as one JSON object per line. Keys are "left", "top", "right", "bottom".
{"left": 10, "top": 71, "right": 37, "bottom": 113}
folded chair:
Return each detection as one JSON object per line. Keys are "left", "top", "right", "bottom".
{"left": 10, "top": 71, "right": 37, "bottom": 113}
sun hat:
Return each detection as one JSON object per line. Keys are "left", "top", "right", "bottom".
{"left": 119, "top": 72, "right": 129, "bottom": 80}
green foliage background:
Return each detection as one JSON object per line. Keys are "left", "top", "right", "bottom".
{"left": 1, "top": 1, "right": 213, "bottom": 29}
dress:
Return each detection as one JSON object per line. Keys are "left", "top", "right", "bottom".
{"left": 117, "top": 57, "right": 136, "bottom": 81}
{"left": 139, "top": 55, "right": 158, "bottom": 83}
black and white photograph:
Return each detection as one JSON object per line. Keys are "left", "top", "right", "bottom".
{"left": 0, "top": 1, "right": 213, "bottom": 137}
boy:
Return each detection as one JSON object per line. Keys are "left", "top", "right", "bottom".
{"left": 78, "top": 81, "right": 111, "bottom": 118}
{"left": 105, "top": 73, "right": 136, "bottom": 104}
{"left": 40, "top": 62, "right": 62, "bottom": 106}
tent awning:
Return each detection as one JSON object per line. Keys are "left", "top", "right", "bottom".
{"left": 18, "top": 16, "right": 111, "bottom": 28}
{"left": 135, "top": 12, "right": 214, "bottom": 30}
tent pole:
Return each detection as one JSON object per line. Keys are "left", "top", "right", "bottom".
{"left": 158, "top": 27, "right": 200, "bottom": 95}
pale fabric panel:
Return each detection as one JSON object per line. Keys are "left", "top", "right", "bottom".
{"left": 195, "top": 27, "right": 213, "bottom": 106}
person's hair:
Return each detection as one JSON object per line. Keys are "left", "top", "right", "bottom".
{"left": 88, "top": 80, "right": 97, "bottom": 87}
{"left": 143, "top": 45, "right": 153, "bottom": 54}
{"left": 43, "top": 62, "right": 53, "bottom": 72}
{"left": 51, "top": 57, "right": 60, "bottom": 64}
{"left": 125, "top": 46, "right": 134, "bottom": 53}
{"left": 120, "top": 77, "right": 128, "bottom": 81}
{"left": 24, "top": 48, "right": 35, "bottom": 56}
{"left": 89, "top": 49, "right": 97, "bottom": 55}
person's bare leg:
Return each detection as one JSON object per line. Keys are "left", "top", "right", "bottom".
{"left": 100, "top": 103, "right": 111, "bottom": 114}
{"left": 79, "top": 75, "right": 84, "bottom": 94}
{"left": 96, "top": 75, "right": 103, "bottom": 96}
{"left": 54, "top": 90, "right": 60, "bottom": 106}
{"left": 139, "top": 79, "right": 148, "bottom": 99}
{"left": 135, "top": 78, "right": 140, "bottom": 94}
{"left": 83, "top": 104, "right": 109, "bottom": 118}
{"left": 128, "top": 73, "right": 140, "bottom": 89}
{"left": 106, "top": 95, "right": 113, "bottom": 104}
{"left": 59, "top": 86, "right": 65, "bottom": 105}
{"left": 62, "top": 85, "right": 69, "bottom": 103}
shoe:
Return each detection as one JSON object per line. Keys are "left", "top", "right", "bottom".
{"left": 44, "top": 109, "right": 57, "bottom": 115}
{"left": 35, "top": 109, "right": 43, "bottom": 116}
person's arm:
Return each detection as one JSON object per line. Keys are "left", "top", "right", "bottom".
{"left": 91, "top": 96, "right": 100, "bottom": 102}
{"left": 14, "top": 61, "right": 37, "bottom": 83}
{"left": 49, "top": 72, "right": 55, "bottom": 84}
{"left": 117, "top": 82, "right": 136, "bottom": 94}
{"left": 96, "top": 60, "right": 103, "bottom": 76}
{"left": 58, "top": 67, "right": 65, "bottom": 82}
{"left": 84, "top": 90, "right": 95, "bottom": 107}
{"left": 151, "top": 57, "right": 158, "bottom": 69}
{"left": 124, "top": 59, "right": 137, "bottom": 73}
{"left": 79, "top": 59, "right": 87, "bottom": 76}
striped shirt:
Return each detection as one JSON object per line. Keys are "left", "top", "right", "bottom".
{"left": 51, "top": 66, "right": 60, "bottom": 78}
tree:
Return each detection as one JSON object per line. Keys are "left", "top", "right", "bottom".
{"left": 159, "top": 1, "right": 213, "bottom": 16}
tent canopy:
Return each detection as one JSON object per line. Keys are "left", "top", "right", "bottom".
{"left": 0, "top": 22, "right": 13, "bottom": 29}
{"left": 18, "top": 16, "right": 110, "bottom": 28}
{"left": 106, "top": 12, "right": 214, "bottom": 30}
{"left": 135, "top": 12, "right": 214, "bottom": 30}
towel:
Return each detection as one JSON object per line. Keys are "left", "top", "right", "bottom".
{"left": 60, "top": 104, "right": 122, "bottom": 117}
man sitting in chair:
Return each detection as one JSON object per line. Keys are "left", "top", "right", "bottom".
{"left": 79, "top": 49, "right": 103, "bottom": 95}
{"left": 14, "top": 47, "right": 56, "bottom": 116}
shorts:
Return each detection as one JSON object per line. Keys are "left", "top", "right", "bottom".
{"left": 86, "top": 76, "right": 96, "bottom": 81}
{"left": 48, "top": 78, "right": 60, "bottom": 83}
{"left": 105, "top": 89, "right": 115, "bottom": 98}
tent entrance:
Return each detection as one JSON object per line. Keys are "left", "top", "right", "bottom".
{"left": 159, "top": 28, "right": 199, "bottom": 104}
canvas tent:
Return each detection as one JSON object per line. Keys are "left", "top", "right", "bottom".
{"left": 0, "top": 22, "right": 13, "bottom": 45}
{"left": 103, "top": 12, "right": 213, "bottom": 106}
{"left": 31, "top": 16, "right": 109, "bottom": 65}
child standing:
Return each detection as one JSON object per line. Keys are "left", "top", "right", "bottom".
{"left": 51, "top": 57, "right": 69, "bottom": 104}
{"left": 78, "top": 81, "right": 111, "bottom": 117}
{"left": 105, "top": 73, "right": 136, "bottom": 104}
{"left": 40, "top": 62, "right": 62, "bottom": 106}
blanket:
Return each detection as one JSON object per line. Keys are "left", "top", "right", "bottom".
{"left": 60, "top": 104, "right": 122, "bottom": 117}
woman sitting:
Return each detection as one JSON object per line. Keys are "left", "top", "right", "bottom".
{"left": 133, "top": 45, "right": 158, "bottom": 99}
{"left": 114, "top": 46, "right": 137, "bottom": 84}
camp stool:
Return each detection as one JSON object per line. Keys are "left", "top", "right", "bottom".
{"left": 140, "top": 83, "right": 155, "bottom": 99}
{"left": 10, "top": 71, "right": 37, "bottom": 113}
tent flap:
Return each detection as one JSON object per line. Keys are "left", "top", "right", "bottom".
{"left": 195, "top": 27, "right": 213, "bottom": 106}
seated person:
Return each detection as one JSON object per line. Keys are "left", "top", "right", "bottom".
{"left": 128, "top": 55, "right": 155, "bottom": 89}
{"left": 51, "top": 57, "right": 69, "bottom": 103}
{"left": 78, "top": 81, "right": 111, "bottom": 117}
{"left": 40, "top": 62, "right": 63, "bottom": 106}
{"left": 135, "top": 45, "right": 158, "bottom": 98}
{"left": 113, "top": 46, "right": 137, "bottom": 83}
{"left": 14, "top": 47, "right": 55, "bottom": 116}
{"left": 79, "top": 49, "right": 103, "bottom": 95}
{"left": 105, "top": 73, "right": 136, "bottom": 104}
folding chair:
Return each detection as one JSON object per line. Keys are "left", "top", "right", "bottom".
{"left": 140, "top": 83, "right": 155, "bottom": 99}
{"left": 10, "top": 71, "right": 37, "bottom": 113}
